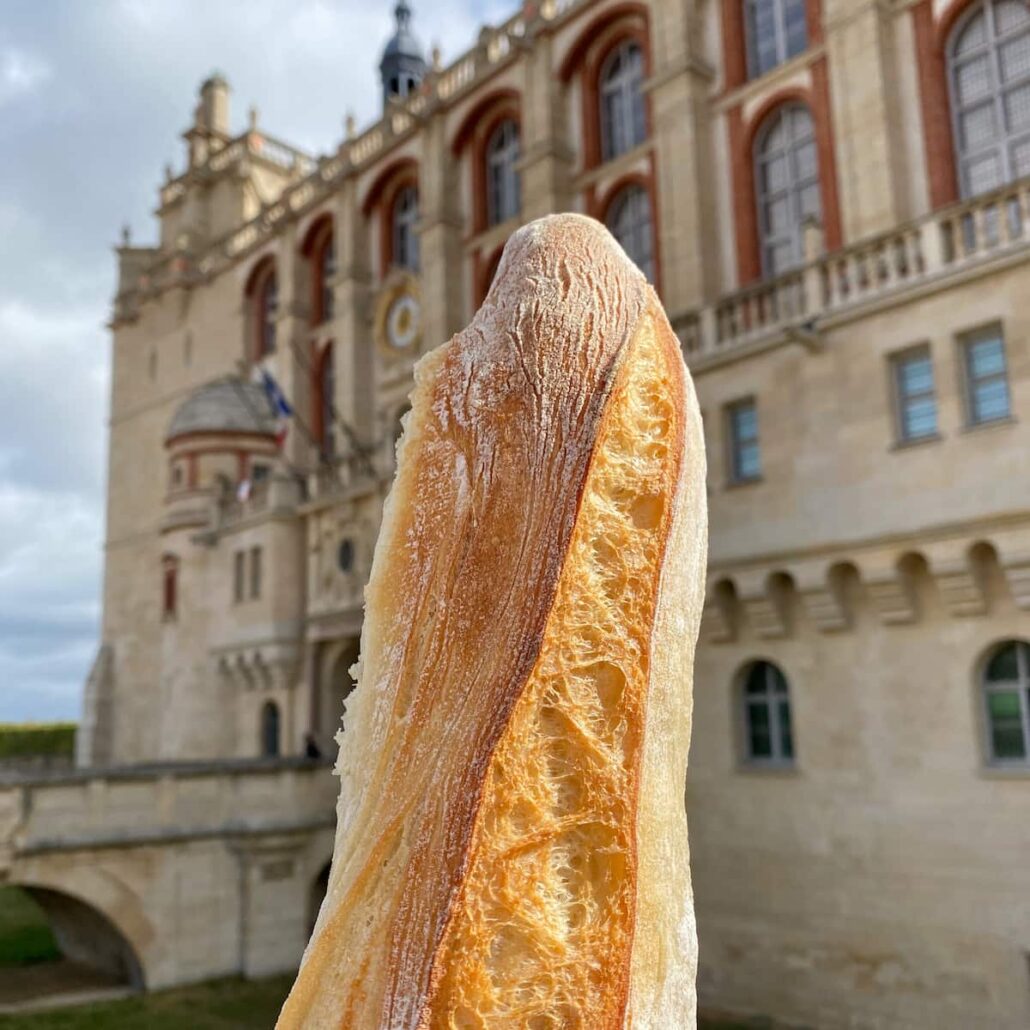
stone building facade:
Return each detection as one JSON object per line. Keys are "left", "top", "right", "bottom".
{"left": 78, "top": 0, "right": 1030, "bottom": 1025}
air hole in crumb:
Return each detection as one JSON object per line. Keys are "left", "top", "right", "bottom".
{"left": 630, "top": 494, "right": 664, "bottom": 529}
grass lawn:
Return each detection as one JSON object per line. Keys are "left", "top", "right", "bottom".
{"left": 0, "top": 976, "right": 294, "bottom": 1029}
{"left": 0, "top": 890, "right": 59, "bottom": 967}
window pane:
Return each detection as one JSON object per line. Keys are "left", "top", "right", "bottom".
{"left": 778, "top": 699, "right": 794, "bottom": 758}
{"left": 748, "top": 703, "right": 773, "bottom": 758}
{"left": 1004, "top": 82, "right": 1030, "bottom": 132}
{"left": 995, "top": 0, "right": 1030, "bottom": 36}
{"left": 965, "top": 151, "right": 1004, "bottom": 193}
{"left": 737, "top": 442, "right": 761, "bottom": 480}
{"left": 955, "top": 11, "right": 987, "bottom": 54}
{"left": 746, "top": 663, "right": 769, "bottom": 694}
{"left": 784, "top": 0, "right": 808, "bottom": 58}
{"left": 899, "top": 354, "right": 933, "bottom": 395}
{"left": 761, "top": 154, "right": 789, "bottom": 193}
{"left": 795, "top": 140, "right": 818, "bottom": 179}
{"left": 901, "top": 398, "right": 936, "bottom": 439}
{"left": 986, "top": 642, "right": 1021, "bottom": 681}
{"left": 962, "top": 102, "right": 999, "bottom": 148}
{"left": 969, "top": 334, "right": 1006, "bottom": 376}
{"left": 1010, "top": 135, "right": 1030, "bottom": 176}
{"left": 1001, "top": 34, "right": 1030, "bottom": 82}
{"left": 956, "top": 54, "right": 993, "bottom": 103}
{"left": 973, "top": 377, "right": 1011, "bottom": 421}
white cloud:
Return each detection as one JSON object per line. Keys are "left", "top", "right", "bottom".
{"left": 0, "top": 45, "right": 50, "bottom": 105}
{"left": 0, "top": 0, "right": 511, "bottom": 722}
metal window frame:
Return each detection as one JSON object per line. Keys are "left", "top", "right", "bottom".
{"left": 889, "top": 344, "right": 938, "bottom": 442}
{"left": 392, "top": 184, "right": 420, "bottom": 272}
{"left": 947, "top": 0, "right": 1030, "bottom": 199}
{"left": 606, "top": 184, "right": 654, "bottom": 281}
{"left": 744, "top": 0, "right": 808, "bottom": 80}
{"left": 740, "top": 660, "right": 796, "bottom": 767}
{"left": 982, "top": 640, "right": 1030, "bottom": 765}
{"left": 725, "top": 396, "right": 761, "bottom": 483}
{"left": 754, "top": 104, "right": 821, "bottom": 277}
{"left": 959, "top": 322, "right": 1011, "bottom": 425}
{"left": 599, "top": 39, "right": 645, "bottom": 162}
{"left": 486, "top": 118, "right": 521, "bottom": 227}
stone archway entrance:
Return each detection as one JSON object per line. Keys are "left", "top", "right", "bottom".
{"left": 316, "top": 638, "right": 360, "bottom": 758}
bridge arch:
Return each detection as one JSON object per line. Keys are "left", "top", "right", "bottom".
{"left": 11, "top": 864, "right": 153, "bottom": 989}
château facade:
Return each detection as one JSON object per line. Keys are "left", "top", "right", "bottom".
{"left": 81, "top": 0, "right": 1030, "bottom": 1025}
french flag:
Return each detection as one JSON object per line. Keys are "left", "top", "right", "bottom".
{"left": 259, "top": 369, "right": 293, "bottom": 448}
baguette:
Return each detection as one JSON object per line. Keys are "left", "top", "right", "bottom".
{"left": 277, "top": 213, "right": 708, "bottom": 1029}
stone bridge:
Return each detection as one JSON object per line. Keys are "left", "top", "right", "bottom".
{"left": 0, "top": 759, "right": 337, "bottom": 991}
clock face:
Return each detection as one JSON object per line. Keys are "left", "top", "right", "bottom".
{"left": 386, "top": 292, "right": 420, "bottom": 350}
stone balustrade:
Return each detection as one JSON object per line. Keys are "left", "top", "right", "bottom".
{"left": 0, "top": 758, "right": 336, "bottom": 861}
{"left": 677, "top": 177, "right": 1030, "bottom": 367}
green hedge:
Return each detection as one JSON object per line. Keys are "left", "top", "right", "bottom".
{"left": 0, "top": 723, "right": 76, "bottom": 760}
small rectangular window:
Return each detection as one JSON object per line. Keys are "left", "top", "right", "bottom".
{"left": 250, "top": 546, "right": 262, "bottom": 600}
{"left": 962, "top": 325, "right": 1011, "bottom": 425}
{"left": 891, "top": 346, "right": 938, "bottom": 442}
{"left": 727, "top": 398, "right": 761, "bottom": 483}
{"left": 233, "top": 551, "right": 245, "bottom": 604}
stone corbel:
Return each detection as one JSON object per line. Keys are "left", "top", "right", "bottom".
{"left": 737, "top": 572, "right": 788, "bottom": 639}
{"left": 794, "top": 563, "right": 849, "bottom": 633}
{"left": 988, "top": 530, "right": 1030, "bottom": 611}
{"left": 700, "top": 587, "right": 734, "bottom": 645}
{"left": 922, "top": 542, "right": 988, "bottom": 617}
{"left": 863, "top": 564, "right": 917, "bottom": 626}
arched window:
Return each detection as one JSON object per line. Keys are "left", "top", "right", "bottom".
{"left": 599, "top": 39, "right": 646, "bottom": 162}
{"left": 754, "top": 104, "right": 822, "bottom": 276}
{"left": 317, "top": 343, "right": 335, "bottom": 459}
{"left": 982, "top": 640, "right": 1030, "bottom": 763}
{"left": 248, "top": 261, "right": 278, "bottom": 359}
{"left": 948, "top": 0, "right": 1030, "bottom": 198}
{"left": 606, "top": 184, "right": 654, "bottom": 282}
{"left": 486, "top": 119, "right": 521, "bottom": 226}
{"left": 745, "top": 0, "right": 808, "bottom": 79}
{"left": 740, "top": 660, "right": 794, "bottom": 764}
{"left": 161, "top": 555, "right": 178, "bottom": 621}
{"left": 261, "top": 701, "right": 281, "bottom": 758}
{"left": 313, "top": 227, "right": 336, "bottom": 324}
{"left": 392, "top": 184, "right": 420, "bottom": 272}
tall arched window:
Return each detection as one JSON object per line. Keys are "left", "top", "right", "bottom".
{"left": 316, "top": 342, "right": 335, "bottom": 459}
{"left": 948, "top": 0, "right": 1030, "bottom": 198}
{"left": 392, "top": 184, "right": 420, "bottom": 272}
{"left": 745, "top": 0, "right": 808, "bottom": 79}
{"left": 606, "top": 184, "right": 654, "bottom": 282}
{"left": 740, "top": 660, "right": 794, "bottom": 764}
{"left": 755, "top": 104, "right": 822, "bottom": 276}
{"left": 248, "top": 260, "right": 278, "bottom": 359}
{"left": 600, "top": 40, "right": 646, "bottom": 162}
{"left": 982, "top": 640, "right": 1030, "bottom": 763}
{"left": 261, "top": 701, "right": 281, "bottom": 758}
{"left": 313, "top": 227, "right": 336, "bottom": 324}
{"left": 161, "top": 554, "right": 178, "bottom": 621}
{"left": 486, "top": 119, "right": 521, "bottom": 226}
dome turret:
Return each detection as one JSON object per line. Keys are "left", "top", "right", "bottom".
{"left": 379, "top": 2, "right": 426, "bottom": 107}
{"left": 166, "top": 376, "right": 277, "bottom": 442}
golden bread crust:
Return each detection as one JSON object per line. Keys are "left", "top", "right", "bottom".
{"left": 277, "top": 215, "right": 658, "bottom": 1029}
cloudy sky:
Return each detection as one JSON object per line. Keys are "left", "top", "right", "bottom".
{"left": 0, "top": 0, "right": 505, "bottom": 723}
